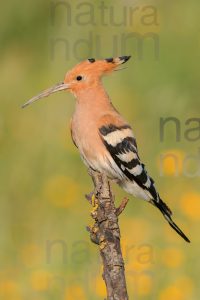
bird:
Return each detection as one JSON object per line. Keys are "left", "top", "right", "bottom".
{"left": 22, "top": 56, "right": 190, "bottom": 243}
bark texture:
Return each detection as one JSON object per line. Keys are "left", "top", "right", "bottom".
{"left": 86, "top": 169, "right": 129, "bottom": 300}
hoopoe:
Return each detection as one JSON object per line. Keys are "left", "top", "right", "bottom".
{"left": 22, "top": 56, "right": 190, "bottom": 243}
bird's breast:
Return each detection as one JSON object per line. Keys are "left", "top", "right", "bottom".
{"left": 71, "top": 111, "right": 106, "bottom": 166}
{"left": 70, "top": 101, "right": 125, "bottom": 179}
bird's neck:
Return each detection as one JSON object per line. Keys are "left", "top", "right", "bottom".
{"left": 74, "top": 82, "right": 112, "bottom": 112}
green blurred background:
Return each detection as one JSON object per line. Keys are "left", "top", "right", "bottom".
{"left": 0, "top": 0, "right": 200, "bottom": 299}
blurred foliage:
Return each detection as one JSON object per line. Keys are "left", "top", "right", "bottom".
{"left": 0, "top": 0, "right": 200, "bottom": 299}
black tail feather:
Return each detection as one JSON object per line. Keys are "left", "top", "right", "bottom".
{"left": 153, "top": 199, "right": 190, "bottom": 243}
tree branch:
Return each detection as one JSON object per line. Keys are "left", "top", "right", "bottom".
{"left": 86, "top": 169, "right": 129, "bottom": 300}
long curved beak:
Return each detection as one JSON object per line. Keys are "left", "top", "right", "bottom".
{"left": 22, "top": 82, "right": 69, "bottom": 108}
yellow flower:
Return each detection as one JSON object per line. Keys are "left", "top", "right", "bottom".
{"left": 21, "top": 244, "right": 42, "bottom": 267}
{"left": 43, "top": 175, "right": 79, "bottom": 207}
{"left": 127, "top": 272, "right": 153, "bottom": 297}
{"left": 121, "top": 234, "right": 154, "bottom": 274}
{"left": 159, "top": 286, "right": 185, "bottom": 300}
{"left": 158, "top": 149, "right": 184, "bottom": 176}
{"left": 0, "top": 280, "right": 21, "bottom": 300}
{"left": 64, "top": 285, "right": 86, "bottom": 300}
{"left": 137, "top": 273, "right": 153, "bottom": 296}
{"left": 176, "top": 277, "right": 194, "bottom": 295}
{"left": 30, "top": 270, "right": 52, "bottom": 291}
{"left": 121, "top": 217, "right": 151, "bottom": 243}
{"left": 159, "top": 277, "right": 193, "bottom": 300}
{"left": 95, "top": 276, "right": 107, "bottom": 297}
{"left": 180, "top": 192, "right": 200, "bottom": 220}
{"left": 161, "top": 247, "right": 184, "bottom": 268}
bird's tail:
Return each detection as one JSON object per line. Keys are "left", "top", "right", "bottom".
{"left": 153, "top": 199, "right": 190, "bottom": 243}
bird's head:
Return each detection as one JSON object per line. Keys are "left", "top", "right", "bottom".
{"left": 22, "top": 56, "right": 131, "bottom": 108}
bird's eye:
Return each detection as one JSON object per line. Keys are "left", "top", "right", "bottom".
{"left": 76, "top": 75, "right": 83, "bottom": 81}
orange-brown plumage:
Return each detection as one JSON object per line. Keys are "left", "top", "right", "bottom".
{"left": 22, "top": 56, "right": 190, "bottom": 243}
{"left": 63, "top": 57, "right": 129, "bottom": 97}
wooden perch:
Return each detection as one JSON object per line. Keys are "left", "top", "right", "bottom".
{"left": 86, "top": 169, "right": 129, "bottom": 300}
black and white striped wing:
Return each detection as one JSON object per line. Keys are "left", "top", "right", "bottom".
{"left": 99, "top": 124, "right": 159, "bottom": 201}
{"left": 99, "top": 123, "right": 191, "bottom": 243}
